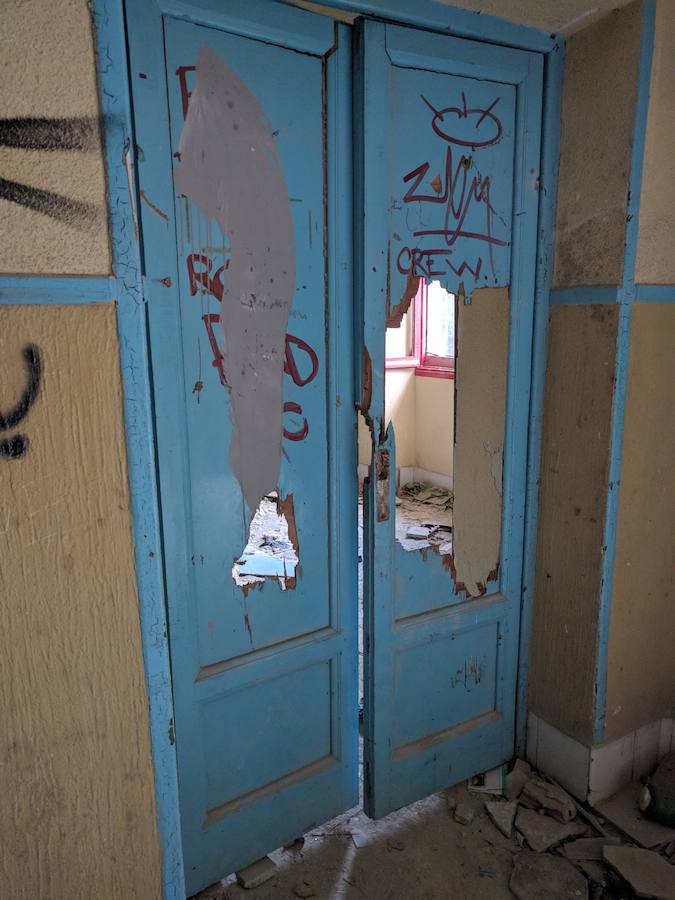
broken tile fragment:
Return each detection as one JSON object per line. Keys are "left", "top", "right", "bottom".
{"left": 454, "top": 802, "right": 474, "bottom": 826}
{"left": 485, "top": 799, "right": 518, "bottom": 837}
{"left": 510, "top": 850, "right": 589, "bottom": 900}
{"left": 351, "top": 828, "right": 371, "bottom": 848}
{"left": 515, "top": 808, "right": 585, "bottom": 852}
{"left": 521, "top": 774, "right": 577, "bottom": 822}
{"left": 563, "top": 836, "right": 621, "bottom": 860}
{"left": 292, "top": 880, "right": 316, "bottom": 899}
{"left": 235, "top": 855, "right": 276, "bottom": 889}
{"left": 406, "top": 524, "right": 430, "bottom": 539}
{"left": 596, "top": 781, "right": 675, "bottom": 847}
{"left": 506, "top": 759, "right": 532, "bottom": 800}
{"left": 603, "top": 845, "right": 675, "bottom": 899}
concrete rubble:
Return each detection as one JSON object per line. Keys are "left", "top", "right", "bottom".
{"left": 193, "top": 758, "right": 675, "bottom": 900}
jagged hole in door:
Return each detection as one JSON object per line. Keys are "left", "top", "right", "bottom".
{"left": 232, "top": 493, "right": 299, "bottom": 590}
{"left": 385, "top": 279, "right": 456, "bottom": 554}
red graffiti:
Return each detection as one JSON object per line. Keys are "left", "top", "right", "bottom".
{"left": 176, "top": 65, "right": 196, "bottom": 119}
{"left": 188, "top": 254, "right": 319, "bottom": 442}
{"left": 201, "top": 313, "right": 227, "bottom": 387}
{"left": 284, "top": 334, "right": 319, "bottom": 387}
{"left": 396, "top": 246, "right": 483, "bottom": 281}
{"left": 400, "top": 92, "right": 507, "bottom": 278}
{"left": 282, "top": 402, "right": 309, "bottom": 441}
{"left": 187, "top": 253, "right": 228, "bottom": 301}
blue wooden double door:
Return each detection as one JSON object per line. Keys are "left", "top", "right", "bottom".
{"left": 126, "top": 1, "right": 542, "bottom": 894}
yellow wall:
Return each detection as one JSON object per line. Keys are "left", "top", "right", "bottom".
{"left": 358, "top": 369, "right": 454, "bottom": 481}
{"left": 553, "top": 2, "right": 641, "bottom": 287}
{"left": 0, "top": 305, "right": 162, "bottom": 899}
{"left": 605, "top": 303, "right": 675, "bottom": 740}
{"left": 415, "top": 376, "right": 454, "bottom": 479}
{"left": 0, "top": 3, "right": 162, "bottom": 897}
{"left": 0, "top": 0, "right": 110, "bottom": 274}
{"left": 635, "top": 0, "right": 675, "bottom": 283}
{"left": 531, "top": 0, "right": 646, "bottom": 746}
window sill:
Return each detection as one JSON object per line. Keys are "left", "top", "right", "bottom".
{"left": 415, "top": 364, "right": 454, "bottom": 380}
{"left": 385, "top": 358, "right": 419, "bottom": 370}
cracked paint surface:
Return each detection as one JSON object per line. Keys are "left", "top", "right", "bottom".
{"left": 175, "top": 46, "right": 295, "bottom": 515}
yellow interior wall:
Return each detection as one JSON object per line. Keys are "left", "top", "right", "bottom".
{"left": 635, "top": 0, "right": 675, "bottom": 284}
{"left": 0, "top": 305, "right": 162, "bottom": 900}
{"left": 414, "top": 376, "right": 454, "bottom": 479}
{"left": 553, "top": 1, "right": 641, "bottom": 287}
{"left": 358, "top": 370, "right": 454, "bottom": 481}
{"left": 530, "top": 305, "right": 618, "bottom": 745}
{"left": 605, "top": 303, "right": 675, "bottom": 741}
{"left": 0, "top": 0, "right": 110, "bottom": 274}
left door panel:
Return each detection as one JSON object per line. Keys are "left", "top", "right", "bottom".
{"left": 126, "top": 3, "right": 356, "bottom": 893}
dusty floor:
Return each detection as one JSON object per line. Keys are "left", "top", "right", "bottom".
{"left": 195, "top": 783, "right": 518, "bottom": 900}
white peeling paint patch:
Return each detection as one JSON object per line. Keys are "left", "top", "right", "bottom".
{"left": 175, "top": 46, "right": 295, "bottom": 515}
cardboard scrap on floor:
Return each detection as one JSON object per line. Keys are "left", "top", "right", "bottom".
{"left": 603, "top": 845, "right": 675, "bottom": 899}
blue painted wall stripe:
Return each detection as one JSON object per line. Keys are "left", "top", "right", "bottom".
{"left": 549, "top": 286, "right": 619, "bottom": 305}
{"left": 0, "top": 276, "right": 114, "bottom": 303}
{"left": 635, "top": 283, "right": 675, "bottom": 302}
{"left": 549, "top": 284, "right": 675, "bottom": 305}
{"left": 515, "top": 39, "right": 565, "bottom": 757}
{"left": 593, "top": 0, "right": 656, "bottom": 745}
{"left": 91, "top": 0, "right": 186, "bottom": 896}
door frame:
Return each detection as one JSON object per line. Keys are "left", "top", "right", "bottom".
{"left": 88, "top": 0, "right": 564, "bottom": 896}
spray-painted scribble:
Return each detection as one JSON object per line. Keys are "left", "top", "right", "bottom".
{"left": 0, "top": 344, "right": 42, "bottom": 459}
{"left": 0, "top": 116, "right": 100, "bottom": 227}
{"left": 175, "top": 47, "right": 296, "bottom": 515}
{"left": 397, "top": 92, "right": 507, "bottom": 283}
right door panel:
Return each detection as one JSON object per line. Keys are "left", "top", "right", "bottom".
{"left": 357, "top": 20, "right": 543, "bottom": 818}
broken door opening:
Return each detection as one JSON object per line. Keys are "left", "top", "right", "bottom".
{"left": 383, "top": 278, "right": 456, "bottom": 555}
{"left": 233, "top": 492, "right": 299, "bottom": 589}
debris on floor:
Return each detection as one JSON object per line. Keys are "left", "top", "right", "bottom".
{"left": 510, "top": 850, "right": 589, "bottom": 900}
{"left": 485, "top": 799, "right": 518, "bottom": 838}
{"left": 192, "top": 756, "right": 675, "bottom": 900}
{"left": 603, "top": 844, "right": 675, "bottom": 899}
{"left": 596, "top": 780, "right": 675, "bottom": 847}
{"left": 395, "top": 481, "right": 453, "bottom": 552}
{"left": 641, "top": 751, "right": 675, "bottom": 827}
{"left": 235, "top": 856, "right": 277, "bottom": 889}
{"left": 468, "top": 763, "right": 506, "bottom": 795}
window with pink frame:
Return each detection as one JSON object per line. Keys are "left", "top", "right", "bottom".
{"left": 385, "top": 278, "right": 455, "bottom": 379}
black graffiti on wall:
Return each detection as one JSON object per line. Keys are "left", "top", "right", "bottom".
{"left": 0, "top": 116, "right": 100, "bottom": 226}
{"left": 1, "top": 344, "right": 42, "bottom": 459}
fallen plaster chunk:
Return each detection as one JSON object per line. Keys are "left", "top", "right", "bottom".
{"left": 454, "top": 802, "right": 474, "bottom": 826}
{"left": 505, "top": 758, "right": 532, "bottom": 800}
{"left": 596, "top": 781, "right": 675, "bottom": 848}
{"left": 485, "top": 800, "right": 518, "bottom": 837}
{"left": 603, "top": 845, "right": 675, "bottom": 899}
{"left": 520, "top": 774, "right": 577, "bottom": 822}
{"left": 515, "top": 808, "right": 585, "bottom": 852}
{"left": 235, "top": 855, "right": 277, "bottom": 889}
{"left": 563, "top": 836, "right": 622, "bottom": 860}
{"left": 292, "top": 880, "right": 317, "bottom": 899}
{"left": 510, "top": 851, "right": 589, "bottom": 900}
